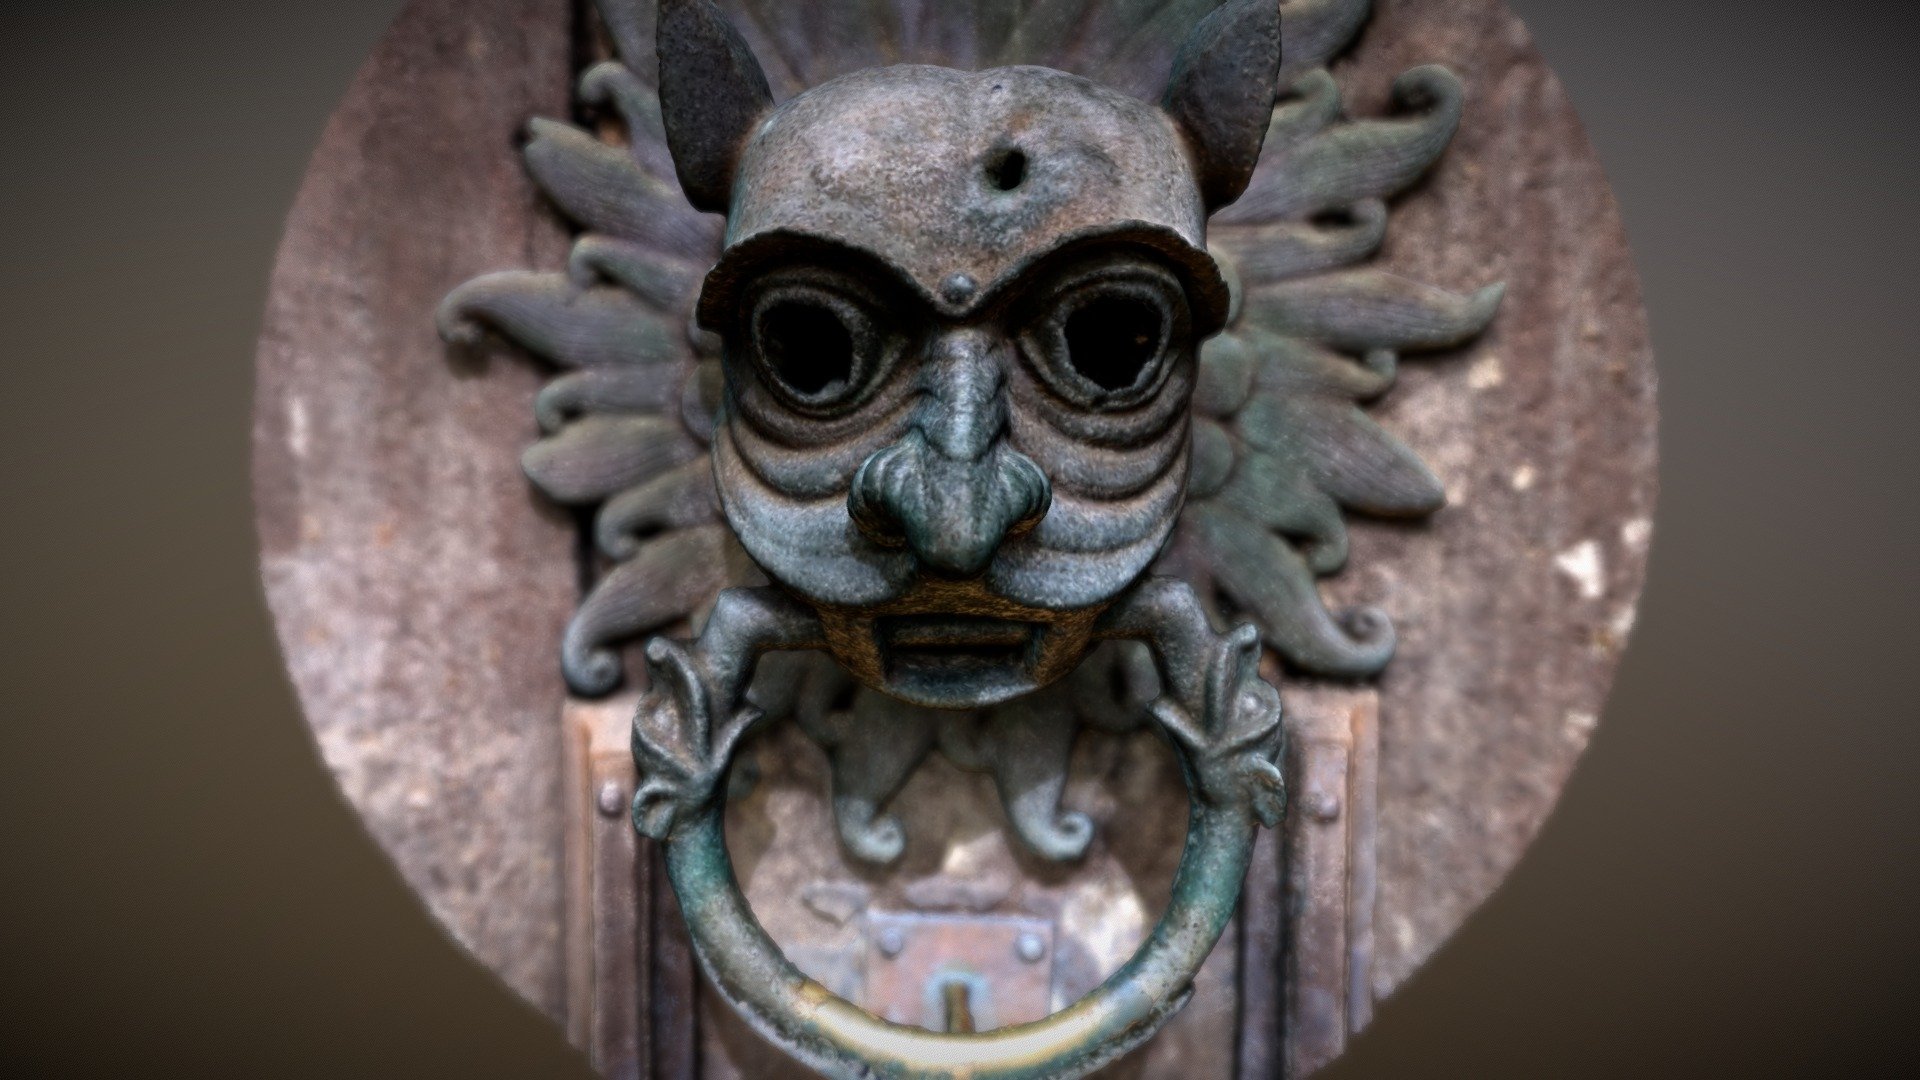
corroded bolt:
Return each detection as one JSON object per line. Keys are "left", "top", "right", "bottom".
{"left": 1015, "top": 931, "right": 1047, "bottom": 964}
{"left": 597, "top": 781, "right": 626, "bottom": 818}
{"left": 940, "top": 272, "right": 978, "bottom": 304}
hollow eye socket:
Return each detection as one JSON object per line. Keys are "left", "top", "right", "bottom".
{"left": 747, "top": 284, "right": 882, "bottom": 412}
{"left": 1064, "top": 293, "right": 1166, "bottom": 392}
{"left": 1027, "top": 266, "right": 1186, "bottom": 407}
{"left": 759, "top": 300, "right": 852, "bottom": 396}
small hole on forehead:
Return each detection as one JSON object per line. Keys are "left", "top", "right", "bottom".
{"left": 986, "top": 148, "right": 1027, "bottom": 192}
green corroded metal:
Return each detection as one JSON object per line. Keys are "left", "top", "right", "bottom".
{"left": 667, "top": 804, "right": 1255, "bottom": 1080}
{"left": 630, "top": 581, "right": 1281, "bottom": 1080}
{"left": 436, "top": 0, "right": 1501, "bottom": 711}
{"left": 437, "top": 0, "right": 1502, "bottom": 1073}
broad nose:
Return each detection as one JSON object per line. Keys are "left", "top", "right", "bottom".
{"left": 848, "top": 329, "right": 1050, "bottom": 577}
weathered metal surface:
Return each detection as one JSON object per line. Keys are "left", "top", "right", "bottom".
{"left": 699, "top": 717, "right": 1239, "bottom": 1080}
{"left": 584, "top": 9, "right": 1306, "bottom": 1064}
{"left": 861, "top": 912, "right": 1057, "bottom": 1031}
{"left": 255, "top": 0, "right": 1656, "bottom": 1075}
{"left": 440, "top": 0, "right": 1501, "bottom": 712}
{"left": 619, "top": 579, "right": 1282, "bottom": 1080}
{"left": 564, "top": 687, "right": 1376, "bottom": 1080}
{"left": 438, "top": 22, "right": 1502, "bottom": 1053}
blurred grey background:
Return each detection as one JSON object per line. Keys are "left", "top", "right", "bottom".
{"left": 2, "top": 1, "right": 1915, "bottom": 1076}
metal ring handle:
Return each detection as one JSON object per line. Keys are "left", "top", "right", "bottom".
{"left": 630, "top": 583, "right": 1285, "bottom": 1080}
{"left": 666, "top": 788, "right": 1256, "bottom": 1080}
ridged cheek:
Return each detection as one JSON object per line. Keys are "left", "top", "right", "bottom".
{"left": 1004, "top": 348, "right": 1195, "bottom": 502}
{"left": 1025, "top": 440, "right": 1190, "bottom": 553}
{"left": 987, "top": 480, "right": 1187, "bottom": 609}
{"left": 713, "top": 423, "right": 918, "bottom": 606}
{"left": 987, "top": 362, "right": 1195, "bottom": 610}
{"left": 723, "top": 361, "right": 919, "bottom": 499}
{"left": 1009, "top": 408, "right": 1190, "bottom": 500}
{"left": 717, "top": 339, "right": 1195, "bottom": 612}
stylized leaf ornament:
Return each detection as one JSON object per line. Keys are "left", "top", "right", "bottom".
{"left": 439, "top": 0, "right": 1500, "bottom": 862}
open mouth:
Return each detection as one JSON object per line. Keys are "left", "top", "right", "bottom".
{"left": 874, "top": 614, "right": 1041, "bottom": 707}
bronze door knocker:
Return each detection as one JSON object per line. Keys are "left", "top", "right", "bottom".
{"left": 250, "top": 0, "right": 1662, "bottom": 1066}
{"left": 438, "top": 1, "right": 1504, "bottom": 1076}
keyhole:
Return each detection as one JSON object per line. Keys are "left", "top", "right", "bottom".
{"left": 941, "top": 979, "right": 976, "bottom": 1034}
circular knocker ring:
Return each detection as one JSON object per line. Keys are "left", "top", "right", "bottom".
{"left": 628, "top": 582, "right": 1286, "bottom": 1080}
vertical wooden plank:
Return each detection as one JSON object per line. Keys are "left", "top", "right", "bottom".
{"left": 590, "top": 743, "right": 644, "bottom": 1078}
{"left": 1242, "top": 686, "right": 1384, "bottom": 1078}
{"left": 1346, "top": 697, "right": 1380, "bottom": 1035}
{"left": 632, "top": 825, "right": 658, "bottom": 1078}
{"left": 564, "top": 697, "right": 649, "bottom": 1080}
{"left": 564, "top": 708, "right": 597, "bottom": 1051}
{"left": 1282, "top": 689, "right": 1368, "bottom": 1077}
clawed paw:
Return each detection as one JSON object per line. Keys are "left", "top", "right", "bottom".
{"left": 629, "top": 637, "right": 760, "bottom": 840}
{"left": 1149, "top": 623, "right": 1286, "bottom": 824}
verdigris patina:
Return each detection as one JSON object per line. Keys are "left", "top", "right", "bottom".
{"left": 438, "top": 0, "right": 1498, "bottom": 1075}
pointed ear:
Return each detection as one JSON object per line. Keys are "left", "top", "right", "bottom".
{"left": 656, "top": 0, "right": 774, "bottom": 214}
{"left": 1161, "top": 0, "right": 1284, "bottom": 211}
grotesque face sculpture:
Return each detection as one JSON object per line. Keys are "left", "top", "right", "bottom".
{"left": 662, "top": 0, "right": 1279, "bottom": 708}
{"left": 440, "top": 0, "right": 1500, "bottom": 713}
{"left": 425, "top": 3, "right": 1523, "bottom": 1071}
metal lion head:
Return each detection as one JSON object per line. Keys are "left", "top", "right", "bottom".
{"left": 660, "top": 0, "right": 1280, "bottom": 708}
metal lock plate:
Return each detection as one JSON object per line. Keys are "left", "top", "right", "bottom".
{"left": 862, "top": 912, "right": 1056, "bottom": 1033}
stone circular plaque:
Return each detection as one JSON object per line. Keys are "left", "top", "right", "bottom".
{"left": 253, "top": 2, "right": 1655, "bottom": 1075}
